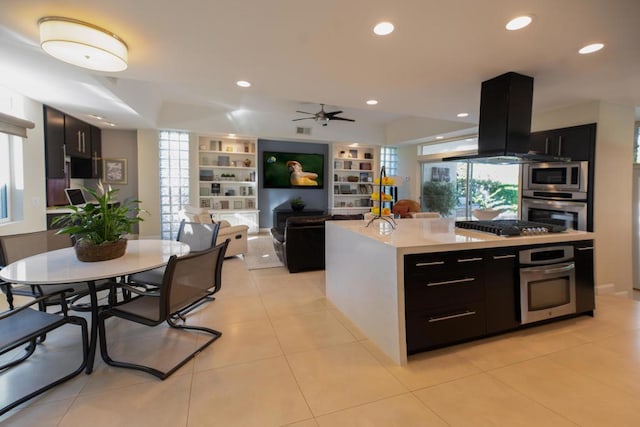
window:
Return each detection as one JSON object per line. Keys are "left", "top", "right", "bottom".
{"left": 634, "top": 122, "right": 640, "bottom": 163}
{"left": 418, "top": 137, "right": 519, "bottom": 218}
{"left": 0, "top": 134, "right": 10, "bottom": 223}
{"left": 159, "top": 131, "right": 190, "bottom": 240}
{"left": 380, "top": 146, "right": 398, "bottom": 176}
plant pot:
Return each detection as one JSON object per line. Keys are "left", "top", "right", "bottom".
{"left": 74, "top": 239, "right": 127, "bottom": 262}
{"left": 290, "top": 204, "right": 305, "bottom": 212}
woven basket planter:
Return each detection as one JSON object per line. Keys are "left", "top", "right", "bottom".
{"left": 74, "top": 239, "right": 127, "bottom": 262}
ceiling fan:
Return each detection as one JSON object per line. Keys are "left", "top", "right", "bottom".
{"left": 292, "top": 104, "right": 355, "bottom": 126}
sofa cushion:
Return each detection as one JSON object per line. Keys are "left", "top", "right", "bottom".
{"left": 285, "top": 215, "right": 332, "bottom": 228}
{"left": 330, "top": 214, "right": 364, "bottom": 221}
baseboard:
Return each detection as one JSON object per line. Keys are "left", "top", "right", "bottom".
{"left": 596, "top": 283, "right": 615, "bottom": 295}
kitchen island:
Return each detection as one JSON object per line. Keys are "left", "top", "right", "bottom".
{"left": 325, "top": 218, "right": 595, "bottom": 365}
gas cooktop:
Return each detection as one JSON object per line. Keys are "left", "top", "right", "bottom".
{"left": 455, "top": 220, "right": 567, "bottom": 236}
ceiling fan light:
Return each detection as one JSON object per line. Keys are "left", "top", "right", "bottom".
{"left": 39, "top": 17, "right": 128, "bottom": 72}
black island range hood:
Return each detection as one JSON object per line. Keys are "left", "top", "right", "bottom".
{"left": 444, "top": 72, "right": 570, "bottom": 164}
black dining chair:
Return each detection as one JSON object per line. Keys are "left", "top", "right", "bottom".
{"left": 97, "top": 241, "right": 228, "bottom": 380}
{"left": 0, "top": 290, "right": 88, "bottom": 416}
{"left": 0, "top": 230, "right": 111, "bottom": 313}
{"left": 128, "top": 220, "right": 220, "bottom": 286}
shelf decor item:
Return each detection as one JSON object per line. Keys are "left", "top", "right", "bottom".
{"left": 290, "top": 197, "right": 305, "bottom": 211}
{"left": 51, "top": 182, "right": 145, "bottom": 262}
{"left": 366, "top": 166, "right": 397, "bottom": 229}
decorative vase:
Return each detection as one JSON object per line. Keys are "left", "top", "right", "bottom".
{"left": 74, "top": 239, "right": 127, "bottom": 262}
{"left": 291, "top": 204, "right": 305, "bottom": 212}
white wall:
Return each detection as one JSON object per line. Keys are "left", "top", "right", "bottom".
{"left": 136, "top": 129, "right": 161, "bottom": 238}
{"left": 533, "top": 101, "right": 636, "bottom": 295}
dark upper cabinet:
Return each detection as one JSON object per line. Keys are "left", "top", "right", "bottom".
{"left": 529, "top": 123, "right": 596, "bottom": 161}
{"left": 69, "top": 126, "right": 102, "bottom": 179}
{"left": 43, "top": 106, "right": 66, "bottom": 178}
{"left": 64, "top": 114, "right": 91, "bottom": 159}
{"left": 90, "top": 125, "right": 102, "bottom": 179}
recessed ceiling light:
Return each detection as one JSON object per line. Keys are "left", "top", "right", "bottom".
{"left": 373, "top": 22, "right": 394, "bottom": 36}
{"left": 366, "top": 99, "right": 378, "bottom": 105}
{"left": 506, "top": 16, "right": 532, "bottom": 31}
{"left": 457, "top": 112, "right": 469, "bottom": 118}
{"left": 579, "top": 43, "right": 604, "bottom": 54}
{"left": 228, "top": 133, "right": 236, "bottom": 137}
{"left": 89, "top": 114, "right": 104, "bottom": 120}
{"left": 236, "top": 80, "right": 251, "bottom": 88}
{"left": 436, "top": 136, "right": 444, "bottom": 140}
{"left": 105, "top": 122, "right": 116, "bottom": 127}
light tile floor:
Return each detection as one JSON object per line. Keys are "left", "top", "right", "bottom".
{"left": 3, "top": 258, "right": 640, "bottom": 426}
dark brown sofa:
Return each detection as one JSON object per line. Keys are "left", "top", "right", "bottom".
{"left": 271, "top": 214, "right": 363, "bottom": 273}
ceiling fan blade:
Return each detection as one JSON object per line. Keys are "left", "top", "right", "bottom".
{"left": 325, "top": 110, "right": 343, "bottom": 116}
{"left": 328, "top": 116, "right": 355, "bottom": 122}
{"left": 292, "top": 117, "right": 314, "bottom": 121}
{"left": 295, "top": 110, "right": 315, "bottom": 115}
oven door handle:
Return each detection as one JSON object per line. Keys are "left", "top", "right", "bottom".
{"left": 521, "top": 262, "right": 575, "bottom": 275}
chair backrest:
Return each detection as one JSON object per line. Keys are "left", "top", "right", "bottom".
{"left": 158, "top": 243, "right": 226, "bottom": 318}
{"left": 176, "top": 220, "right": 219, "bottom": 252}
{"left": 0, "top": 230, "right": 72, "bottom": 267}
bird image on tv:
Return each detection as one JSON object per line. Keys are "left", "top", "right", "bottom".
{"left": 263, "top": 151, "right": 324, "bottom": 188}
{"left": 286, "top": 160, "right": 318, "bottom": 186}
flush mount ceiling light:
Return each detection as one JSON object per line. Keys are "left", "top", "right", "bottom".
{"left": 579, "top": 43, "right": 604, "bottom": 54}
{"left": 366, "top": 99, "right": 378, "bottom": 105}
{"left": 505, "top": 15, "right": 533, "bottom": 31}
{"left": 236, "top": 80, "right": 251, "bottom": 88}
{"left": 457, "top": 112, "right": 469, "bottom": 118}
{"left": 38, "top": 17, "right": 128, "bottom": 72}
{"left": 373, "top": 22, "right": 394, "bottom": 36}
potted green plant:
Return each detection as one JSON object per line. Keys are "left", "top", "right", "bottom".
{"left": 422, "top": 181, "right": 457, "bottom": 217}
{"left": 52, "top": 182, "right": 145, "bottom": 262}
{"left": 289, "top": 196, "right": 305, "bottom": 211}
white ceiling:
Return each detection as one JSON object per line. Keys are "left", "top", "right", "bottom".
{"left": 1, "top": 0, "right": 639, "bottom": 144}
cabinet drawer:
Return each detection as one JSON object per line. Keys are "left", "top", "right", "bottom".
{"left": 405, "top": 275, "right": 484, "bottom": 311}
{"left": 405, "top": 251, "right": 485, "bottom": 278}
{"left": 406, "top": 301, "right": 486, "bottom": 353}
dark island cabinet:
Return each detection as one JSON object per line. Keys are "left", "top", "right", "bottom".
{"left": 43, "top": 106, "right": 66, "bottom": 179}
{"left": 529, "top": 123, "right": 596, "bottom": 161}
{"left": 484, "top": 247, "right": 519, "bottom": 334}
{"left": 404, "top": 250, "right": 487, "bottom": 353}
{"left": 574, "top": 240, "right": 595, "bottom": 314}
{"left": 404, "top": 241, "right": 595, "bottom": 354}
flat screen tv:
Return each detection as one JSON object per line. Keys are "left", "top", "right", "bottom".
{"left": 263, "top": 151, "right": 324, "bottom": 189}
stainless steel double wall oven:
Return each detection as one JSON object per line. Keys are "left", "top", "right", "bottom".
{"left": 521, "top": 161, "right": 591, "bottom": 231}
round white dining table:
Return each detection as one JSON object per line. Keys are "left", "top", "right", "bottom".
{"left": 0, "top": 239, "right": 189, "bottom": 373}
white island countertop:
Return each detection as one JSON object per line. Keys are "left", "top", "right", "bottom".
{"left": 327, "top": 218, "right": 593, "bottom": 254}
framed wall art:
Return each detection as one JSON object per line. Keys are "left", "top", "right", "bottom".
{"left": 102, "top": 158, "right": 128, "bottom": 185}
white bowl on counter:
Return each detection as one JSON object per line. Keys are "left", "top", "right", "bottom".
{"left": 472, "top": 208, "right": 504, "bottom": 221}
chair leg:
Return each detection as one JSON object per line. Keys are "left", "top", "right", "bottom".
{"left": 98, "top": 312, "right": 222, "bottom": 380}
{"left": 0, "top": 339, "right": 37, "bottom": 371}
{"left": 0, "top": 317, "right": 88, "bottom": 417}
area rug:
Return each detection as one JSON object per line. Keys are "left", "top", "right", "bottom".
{"left": 243, "top": 235, "right": 285, "bottom": 270}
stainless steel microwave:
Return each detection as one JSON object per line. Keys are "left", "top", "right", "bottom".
{"left": 522, "top": 161, "right": 588, "bottom": 194}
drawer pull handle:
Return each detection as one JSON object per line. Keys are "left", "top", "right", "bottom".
{"left": 429, "top": 310, "right": 476, "bottom": 323}
{"left": 493, "top": 254, "right": 516, "bottom": 260}
{"left": 576, "top": 246, "right": 594, "bottom": 251}
{"left": 458, "top": 257, "right": 482, "bottom": 263}
{"left": 416, "top": 261, "right": 445, "bottom": 267}
{"left": 427, "top": 277, "right": 475, "bottom": 287}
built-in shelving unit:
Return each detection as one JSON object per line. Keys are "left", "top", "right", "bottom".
{"left": 330, "top": 144, "right": 379, "bottom": 215}
{"left": 197, "top": 135, "right": 259, "bottom": 233}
